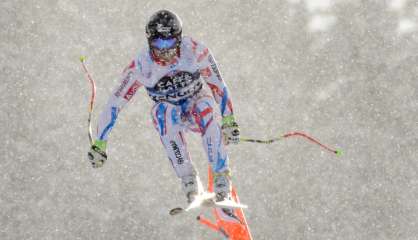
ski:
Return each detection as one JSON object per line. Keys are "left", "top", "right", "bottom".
{"left": 169, "top": 192, "right": 248, "bottom": 216}
{"left": 170, "top": 167, "right": 253, "bottom": 239}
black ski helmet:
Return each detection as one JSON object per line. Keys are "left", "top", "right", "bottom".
{"left": 146, "top": 10, "right": 182, "bottom": 47}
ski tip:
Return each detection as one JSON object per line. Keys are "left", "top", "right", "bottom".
{"left": 79, "top": 56, "right": 86, "bottom": 62}
{"left": 169, "top": 207, "right": 184, "bottom": 216}
{"left": 335, "top": 149, "right": 343, "bottom": 156}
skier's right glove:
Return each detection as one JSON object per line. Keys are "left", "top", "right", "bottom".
{"left": 87, "top": 140, "right": 107, "bottom": 168}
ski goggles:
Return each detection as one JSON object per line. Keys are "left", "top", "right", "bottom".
{"left": 150, "top": 38, "right": 178, "bottom": 50}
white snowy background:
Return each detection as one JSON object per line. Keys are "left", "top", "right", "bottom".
{"left": 1, "top": 0, "right": 417, "bottom": 239}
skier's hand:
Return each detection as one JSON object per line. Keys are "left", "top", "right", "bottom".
{"left": 87, "top": 140, "right": 107, "bottom": 168}
{"left": 221, "top": 115, "right": 240, "bottom": 145}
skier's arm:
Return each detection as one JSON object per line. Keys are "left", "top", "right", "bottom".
{"left": 195, "top": 42, "right": 234, "bottom": 118}
{"left": 97, "top": 60, "right": 142, "bottom": 142}
{"left": 195, "top": 40, "right": 240, "bottom": 144}
{"left": 88, "top": 60, "right": 143, "bottom": 167}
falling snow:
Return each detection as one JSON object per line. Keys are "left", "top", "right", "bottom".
{"left": 1, "top": 0, "right": 417, "bottom": 240}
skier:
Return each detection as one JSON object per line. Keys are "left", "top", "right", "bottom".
{"left": 87, "top": 10, "right": 240, "bottom": 220}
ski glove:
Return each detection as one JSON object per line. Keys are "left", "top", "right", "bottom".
{"left": 88, "top": 140, "right": 107, "bottom": 168}
{"left": 221, "top": 115, "right": 240, "bottom": 145}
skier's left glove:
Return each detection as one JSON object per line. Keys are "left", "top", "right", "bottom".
{"left": 87, "top": 140, "right": 107, "bottom": 168}
{"left": 221, "top": 115, "right": 240, "bottom": 145}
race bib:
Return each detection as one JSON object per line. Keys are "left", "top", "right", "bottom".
{"left": 146, "top": 70, "right": 203, "bottom": 104}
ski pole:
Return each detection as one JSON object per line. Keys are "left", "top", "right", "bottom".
{"left": 240, "top": 131, "right": 342, "bottom": 156}
{"left": 79, "top": 56, "right": 96, "bottom": 145}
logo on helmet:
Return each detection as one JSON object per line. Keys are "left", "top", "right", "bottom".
{"left": 156, "top": 23, "right": 171, "bottom": 33}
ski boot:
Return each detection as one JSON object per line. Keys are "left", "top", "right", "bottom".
{"left": 213, "top": 170, "right": 241, "bottom": 223}
{"left": 181, "top": 174, "right": 199, "bottom": 203}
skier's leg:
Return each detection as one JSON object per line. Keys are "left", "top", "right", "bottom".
{"left": 191, "top": 96, "right": 232, "bottom": 199}
{"left": 191, "top": 96, "right": 240, "bottom": 222}
{"left": 192, "top": 96, "right": 229, "bottom": 173}
{"left": 151, "top": 102, "right": 199, "bottom": 202}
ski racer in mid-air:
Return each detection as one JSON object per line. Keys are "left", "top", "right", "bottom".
{"left": 87, "top": 9, "right": 240, "bottom": 220}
